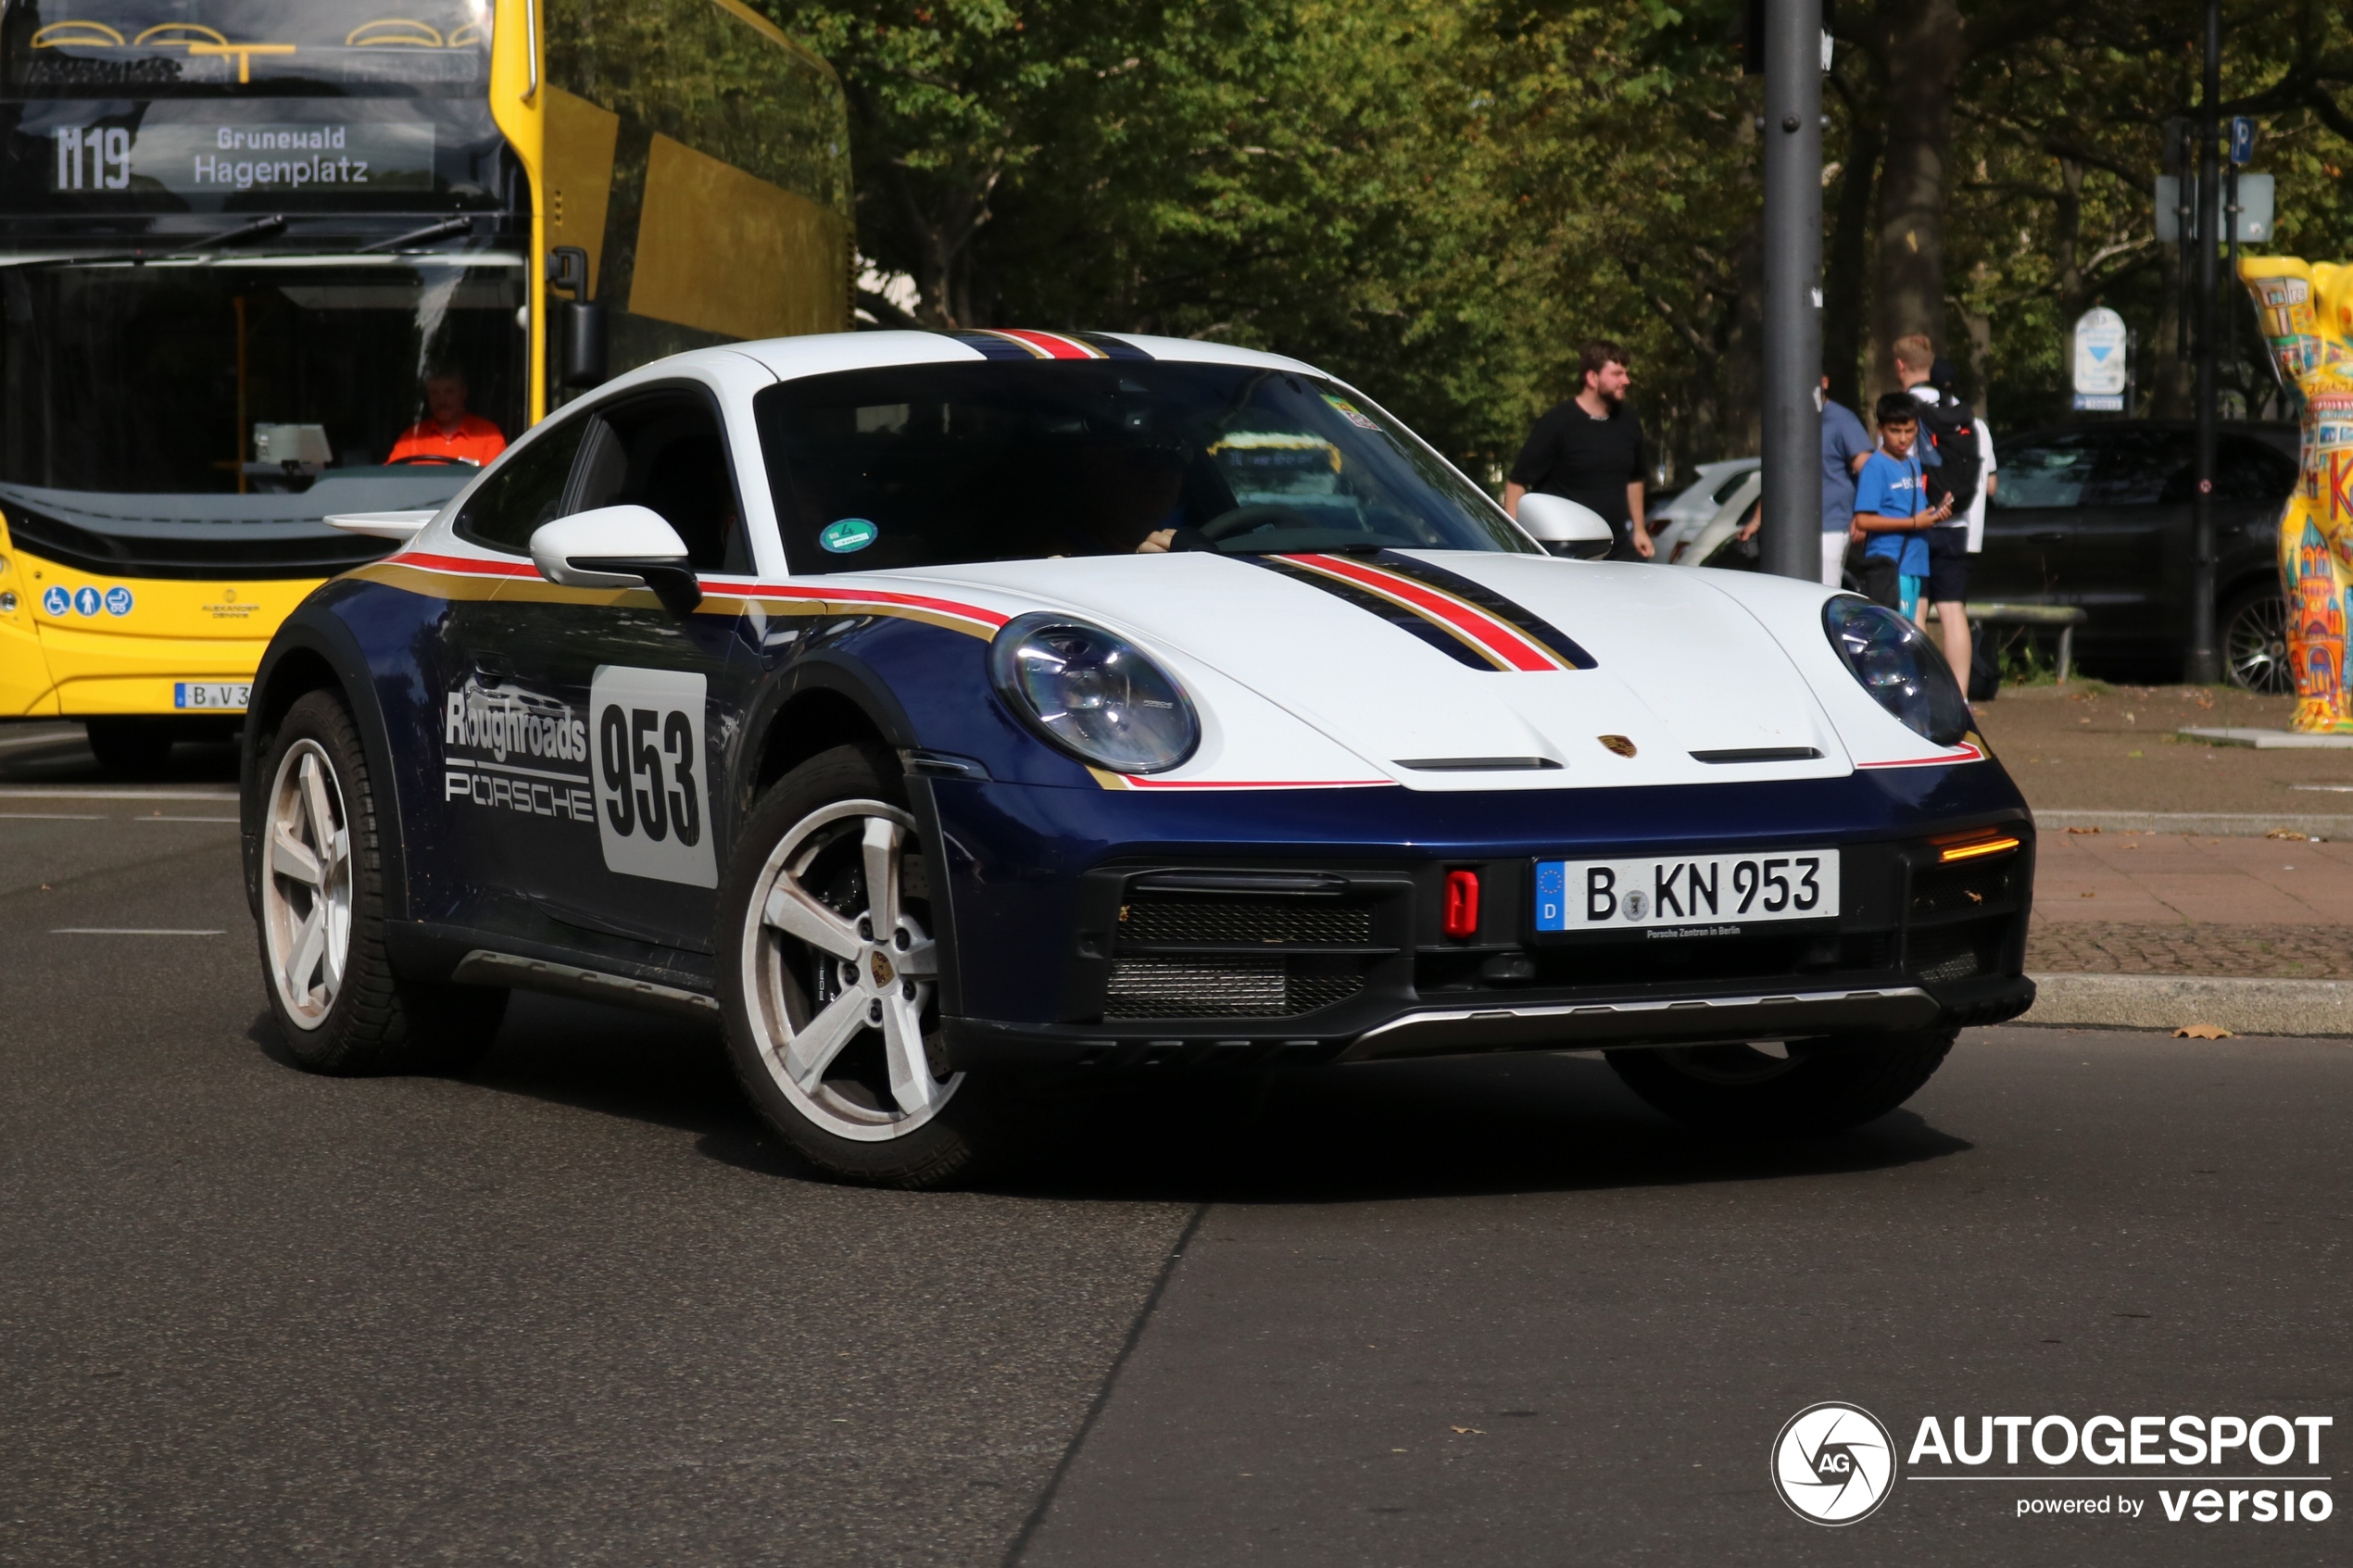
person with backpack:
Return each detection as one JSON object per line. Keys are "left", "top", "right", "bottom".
{"left": 1894, "top": 336, "right": 1981, "bottom": 682}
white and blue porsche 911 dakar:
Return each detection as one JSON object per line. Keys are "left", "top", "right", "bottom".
{"left": 240, "top": 328, "right": 2034, "bottom": 1186}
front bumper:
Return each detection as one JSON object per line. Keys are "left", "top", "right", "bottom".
{"left": 928, "top": 767, "right": 2038, "bottom": 1072}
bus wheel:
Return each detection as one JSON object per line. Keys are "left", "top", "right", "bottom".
{"left": 84, "top": 717, "right": 174, "bottom": 776}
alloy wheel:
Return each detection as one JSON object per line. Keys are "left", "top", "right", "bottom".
{"left": 261, "top": 739, "right": 354, "bottom": 1028}
{"left": 738, "top": 799, "right": 959, "bottom": 1142}
{"left": 2225, "top": 592, "right": 2295, "bottom": 695}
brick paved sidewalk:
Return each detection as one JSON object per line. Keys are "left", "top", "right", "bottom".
{"left": 2026, "top": 828, "right": 2353, "bottom": 978}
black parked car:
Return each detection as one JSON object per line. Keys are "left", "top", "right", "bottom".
{"left": 1974, "top": 420, "right": 2299, "bottom": 690}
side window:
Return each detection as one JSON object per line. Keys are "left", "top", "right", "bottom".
{"left": 2087, "top": 433, "right": 2190, "bottom": 506}
{"left": 2216, "top": 436, "right": 2297, "bottom": 501}
{"left": 1710, "top": 467, "right": 1754, "bottom": 506}
{"left": 454, "top": 420, "right": 589, "bottom": 553}
{"left": 1990, "top": 438, "right": 2098, "bottom": 509}
{"left": 569, "top": 389, "right": 750, "bottom": 573}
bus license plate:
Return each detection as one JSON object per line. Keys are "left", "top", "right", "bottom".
{"left": 173, "top": 682, "right": 250, "bottom": 711}
{"left": 1534, "top": 850, "right": 1838, "bottom": 935}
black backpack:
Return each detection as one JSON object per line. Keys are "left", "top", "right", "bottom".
{"left": 1916, "top": 391, "right": 1981, "bottom": 509}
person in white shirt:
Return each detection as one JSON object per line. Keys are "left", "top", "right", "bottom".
{"left": 1964, "top": 417, "right": 1996, "bottom": 555}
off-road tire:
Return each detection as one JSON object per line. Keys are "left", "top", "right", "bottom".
{"left": 1605, "top": 1029, "right": 1957, "bottom": 1137}
{"left": 255, "top": 689, "right": 507, "bottom": 1074}
{"left": 717, "top": 743, "right": 1012, "bottom": 1188}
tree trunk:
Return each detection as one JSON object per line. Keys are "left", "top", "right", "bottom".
{"left": 1823, "top": 115, "right": 1881, "bottom": 413}
{"left": 2053, "top": 157, "right": 2085, "bottom": 319}
{"left": 1869, "top": 0, "right": 1962, "bottom": 401}
{"left": 1721, "top": 220, "right": 1766, "bottom": 457}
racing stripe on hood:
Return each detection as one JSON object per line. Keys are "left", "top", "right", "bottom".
{"left": 1369, "top": 551, "right": 1596, "bottom": 670}
{"left": 939, "top": 329, "right": 1153, "bottom": 361}
{"left": 1245, "top": 553, "right": 1499, "bottom": 671}
{"left": 1262, "top": 552, "right": 1591, "bottom": 672}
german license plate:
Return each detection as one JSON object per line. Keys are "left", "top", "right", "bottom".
{"left": 1534, "top": 850, "right": 1839, "bottom": 935}
{"left": 173, "top": 681, "right": 250, "bottom": 711}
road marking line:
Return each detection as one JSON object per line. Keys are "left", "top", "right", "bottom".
{"left": 0, "top": 732, "right": 86, "bottom": 752}
{"left": 133, "top": 815, "right": 239, "bottom": 823}
{"left": 0, "top": 812, "right": 104, "bottom": 820}
{"left": 50, "top": 928, "right": 227, "bottom": 935}
{"left": 0, "top": 789, "right": 238, "bottom": 800}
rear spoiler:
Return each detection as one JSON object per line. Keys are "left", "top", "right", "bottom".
{"left": 325, "top": 510, "right": 435, "bottom": 542}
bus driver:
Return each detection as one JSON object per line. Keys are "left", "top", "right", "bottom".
{"left": 388, "top": 366, "right": 509, "bottom": 467}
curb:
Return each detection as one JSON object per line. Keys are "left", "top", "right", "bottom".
{"left": 2019, "top": 973, "right": 2353, "bottom": 1036}
{"left": 2032, "top": 810, "right": 2352, "bottom": 839}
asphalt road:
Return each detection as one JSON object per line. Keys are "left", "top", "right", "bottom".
{"left": 2, "top": 753, "right": 2347, "bottom": 1566}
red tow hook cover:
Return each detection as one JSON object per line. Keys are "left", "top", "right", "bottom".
{"left": 1441, "top": 869, "right": 1480, "bottom": 938}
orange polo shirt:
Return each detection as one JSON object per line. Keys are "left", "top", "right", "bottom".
{"left": 387, "top": 413, "right": 507, "bottom": 466}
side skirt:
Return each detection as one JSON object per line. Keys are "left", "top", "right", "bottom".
{"left": 451, "top": 949, "right": 720, "bottom": 1023}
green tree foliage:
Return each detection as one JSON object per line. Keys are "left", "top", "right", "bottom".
{"left": 764, "top": 1, "right": 2353, "bottom": 478}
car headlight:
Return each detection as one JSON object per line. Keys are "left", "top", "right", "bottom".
{"left": 988, "top": 612, "right": 1201, "bottom": 774}
{"left": 1822, "top": 597, "right": 1970, "bottom": 746}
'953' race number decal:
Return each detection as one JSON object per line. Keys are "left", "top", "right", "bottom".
{"left": 590, "top": 666, "right": 717, "bottom": 888}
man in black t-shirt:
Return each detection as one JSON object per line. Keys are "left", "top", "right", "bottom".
{"left": 1503, "top": 340, "right": 1650, "bottom": 559}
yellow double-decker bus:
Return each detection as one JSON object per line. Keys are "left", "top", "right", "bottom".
{"left": 0, "top": 0, "right": 849, "bottom": 770}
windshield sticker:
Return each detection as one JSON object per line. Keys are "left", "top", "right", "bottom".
{"left": 1323, "top": 395, "right": 1379, "bottom": 431}
{"left": 820, "top": 517, "right": 879, "bottom": 554}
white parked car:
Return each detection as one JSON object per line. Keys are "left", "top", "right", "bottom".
{"left": 1647, "top": 458, "right": 1759, "bottom": 562}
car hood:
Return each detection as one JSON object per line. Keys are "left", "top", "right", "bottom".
{"left": 887, "top": 552, "right": 1856, "bottom": 790}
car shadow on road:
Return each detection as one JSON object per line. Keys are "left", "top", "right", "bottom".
{"left": 978, "top": 1053, "right": 1972, "bottom": 1205}
{"left": 409, "top": 993, "right": 1971, "bottom": 1205}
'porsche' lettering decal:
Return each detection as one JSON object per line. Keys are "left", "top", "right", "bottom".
{"left": 442, "top": 679, "right": 597, "bottom": 822}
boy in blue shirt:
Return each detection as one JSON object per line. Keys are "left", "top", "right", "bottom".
{"left": 1849, "top": 392, "right": 1952, "bottom": 620}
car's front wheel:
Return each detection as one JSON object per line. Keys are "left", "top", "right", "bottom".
{"left": 718, "top": 745, "right": 1007, "bottom": 1187}
{"left": 1604, "top": 1029, "right": 1956, "bottom": 1137}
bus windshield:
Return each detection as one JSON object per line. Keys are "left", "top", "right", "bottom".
{"left": 0, "top": 253, "right": 524, "bottom": 492}
{"left": 0, "top": 1, "right": 492, "bottom": 96}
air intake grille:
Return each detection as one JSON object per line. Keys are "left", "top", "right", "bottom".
{"left": 1118, "top": 897, "right": 1372, "bottom": 947}
{"left": 1910, "top": 926, "right": 1987, "bottom": 985}
{"left": 1104, "top": 957, "right": 1365, "bottom": 1019}
{"left": 1911, "top": 859, "right": 2020, "bottom": 919}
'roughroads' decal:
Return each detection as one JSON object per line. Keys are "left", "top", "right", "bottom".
{"left": 444, "top": 680, "right": 595, "bottom": 822}
{"left": 1251, "top": 552, "right": 1594, "bottom": 672}
{"left": 591, "top": 665, "right": 717, "bottom": 889}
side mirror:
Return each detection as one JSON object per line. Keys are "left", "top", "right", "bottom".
{"left": 1515, "top": 493, "right": 1616, "bottom": 559}
{"left": 547, "top": 245, "right": 607, "bottom": 389}
{"left": 558, "top": 298, "right": 608, "bottom": 389}
{"left": 529, "top": 505, "right": 703, "bottom": 616}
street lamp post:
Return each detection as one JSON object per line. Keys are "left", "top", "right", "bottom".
{"left": 2188, "top": 0, "right": 2222, "bottom": 684}
{"left": 1759, "top": 0, "right": 1824, "bottom": 582}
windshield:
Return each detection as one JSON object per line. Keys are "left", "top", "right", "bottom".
{"left": 1, "top": 1, "right": 492, "bottom": 96}
{"left": 755, "top": 359, "right": 1531, "bottom": 573}
{"left": 1, "top": 253, "right": 523, "bottom": 492}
